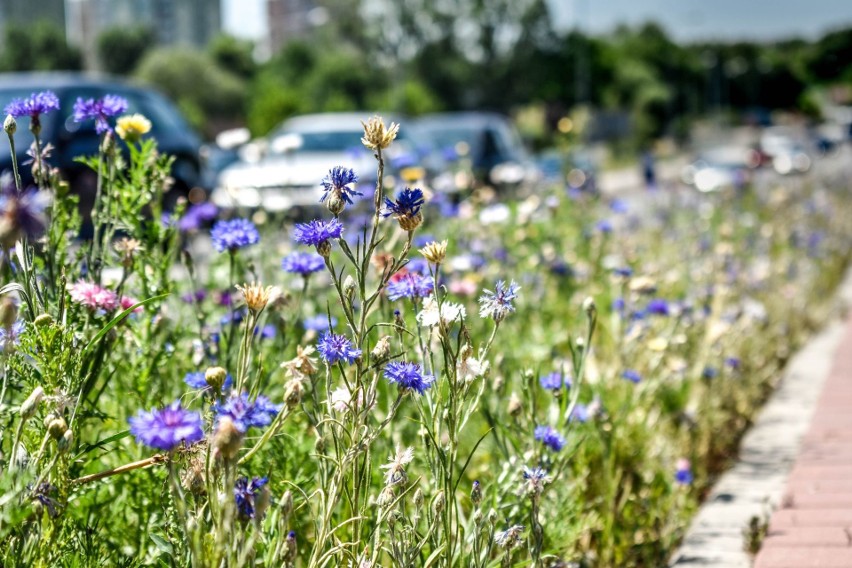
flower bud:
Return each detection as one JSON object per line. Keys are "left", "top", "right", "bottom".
{"left": 47, "top": 416, "right": 68, "bottom": 439}
{"left": 4, "top": 114, "right": 16, "bottom": 136}
{"left": 488, "top": 508, "right": 498, "bottom": 525}
{"left": 507, "top": 392, "right": 522, "bottom": 416}
{"left": 279, "top": 490, "right": 293, "bottom": 520}
{"left": 212, "top": 416, "right": 243, "bottom": 461}
{"left": 371, "top": 335, "right": 391, "bottom": 362}
{"left": 473, "top": 509, "right": 483, "bottom": 524}
{"left": 397, "top": 211, "right": 423, "bottom": 233}
{"left": 432, "top": 490, "right": 445, "bottom": 515}
{"left": 471, "top": 480, "right": 482, "bottom": 507}
{"left": 413, "top": 488, "right": 423, "bottom": 510}
{"left": 205, "top": 366, "right": 228, "bottom": 392}
{"left": 325, "top": 192, "right": 346, "bottom": 216}
{"left": 57, "top": 429, "right": 74, "bottom": 453}
{"left": 583, "top": 296, "right": 597, "bottom": 318}
{"left": 20, "top": 386, "right": 45, "bottom": 420}
{"left": 284, "top": 530, "right": 297, "bottom": 562}
{"left": 33, "top": 314, "right": 53, "bottom": 328}
{"left": 284, "top": 378, "right": 303, "bottom": 408}
{"left": 254, "top": 484, "right": 271, "bottom": 522}
{"left": 343, "top": 275, "right": 356, "bottom": 300}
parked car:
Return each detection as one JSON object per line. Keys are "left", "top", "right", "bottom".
{"left": 415, "top": 112, "right": 539, "bottom": 191}
{"left": 535, "top": 148, "right": 598, "bottom": 194}
{"left": 0, "top": 72, "right": 206, "bottom": 216}
{"left": 212, "top": 113, "right": 431, "bottom": 213}
{"left": 681, "top": 147, "right": 752, "bottom": 192}
{"left": 759, "top": 128, "right": 811, "bottom": 175}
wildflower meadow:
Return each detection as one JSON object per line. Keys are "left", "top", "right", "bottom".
{"left": 0, "top": 92, "right": 850, "bottom": 568}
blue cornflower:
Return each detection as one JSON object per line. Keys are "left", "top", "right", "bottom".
{"left": 534, "top": 425, "right": 566, "bottom": 451}
{"left": 646, "top": 298, "right": 670, "bottom": 316}
{"left": 4, "top": 91, "right": 59, "bottom": 131}
{"left": 725, "top": 357, "right": 741, "bottom": 370}
{"left": 0, "top": 179, "right": 50, "bottom": 240}
{"left": 478, "top": 280, "right": 520, "bottom": 322}
{"left": 612, "top": 267, "right": 633, "bottom": 277}
{"left": 702, "top": 366, "right": 718, "bottom": 380}
{"left": 210, "top": 218, "right": 259, "bottom": 253}
{"left": 72, "top": 94, "right": 128, "bottom": 134}
{"left": 317, "top": 331, "right": 362, "bottom": 365}
{"left": 383, "top": 361, "right": 435, "bottom": 394}
{"left": 293, "top": 218, "right": 344, "bottom": 254}
{"left": 522, "top": 466, "right": 548, "bottom": 482}
{"left": 609, "top": 199, "right": 629, "bottom": 214}
{"left": 570, "top": 403, "right": 590, "bottom": 423}
{"left": 675, "top": 458, "right": 693, "bottom": 485}
{"left": 382, "top": 187, "right": 424, "bottom": 218}
{"left": 595, "top": 219, "right": 613, "bottom": 233}
{"left": 255, "top": 324, "right": 276, "bottom": 340}
{"left": 320, "top": 166, "right": 360, "bottom": 204}
{"left": 177, "top": 202, "right": 218, "bottom": 232}
{"left": 539, "top": 371, "right": 570, "bottom": 391}
{"left": 612, "top": 297, "right": 626, "bottom": 312}
{"left": 0, "top": 320, "right": 25, "bottom": 350}
{"left": 303, "top": 315, "right": 336, "bottom": 332}
{"left": 234, "top": 476, "right": 269, "bottom": 520}
{"left": 622, "top": 369, "right": 641, "bottom": 384}
{"left": 213, "top": 393, "right": 282, "bottom": 433}
{"left": 184, "top": 371, "right": 233, "bottom": 393}
{"left": 386, "top": 273, "right": 433, "bottom": 301}
{"left": 282, "top": 251, "right": 325, "bottom": 276}
{"left": 128, "top": 401, "right": 205, "bottom": 451}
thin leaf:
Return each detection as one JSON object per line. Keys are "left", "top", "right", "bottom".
{"left": 81, "top": 293, "right": 169, "bottom": 358}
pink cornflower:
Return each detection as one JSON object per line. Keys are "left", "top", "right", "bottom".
{"left": 68, "top": 281, "right": 119, "bottom": 311}
{"left": 120, "top": 296, "right": 143, "bottom": 313}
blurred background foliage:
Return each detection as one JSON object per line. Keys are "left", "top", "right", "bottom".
{"left": 0, "top": 0, "right": 850, "bottom": 146}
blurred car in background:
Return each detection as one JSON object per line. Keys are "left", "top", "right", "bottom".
{"left": 212, "top": 113, "right": 433, "bottom": 213}
{"left": 759, "top": 128, "right": 811, "bottom": 175}
{"left": 0, "top": 72, "right": 206, "bottom": 215}
{"left": 415, "top": 112, "right": 539, "bottom": 191}
{"left": 681, "top": 146, "right": 752, "bottom": 192}
{"left": 534, "top": 148, "right": 598, "bottom": 194}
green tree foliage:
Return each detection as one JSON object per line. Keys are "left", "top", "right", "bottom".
{"left": 209, "top": 34, "right": 257, "bottom": 80}
{"left": 1, "top": 22, "right": 82, "bottom": 71}
{"left": 96, "top": 26, "right": 153, "bottom": 75}
{"left": 134, "top": 48, "right": 246, "bottom": 137}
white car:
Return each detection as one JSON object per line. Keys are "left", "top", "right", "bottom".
{"left": 212, "top": 113, "right": 421, "bottom": 213}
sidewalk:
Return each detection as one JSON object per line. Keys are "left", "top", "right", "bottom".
{"left": 753, "top": 316, "right": 852, "bottom": 567}
{"left": 670, "top": 268, "right": 852, "bottom": 567}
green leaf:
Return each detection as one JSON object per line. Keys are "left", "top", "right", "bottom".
{"left": 81, "top": 293, "right": 169, "bottom": 358}
{"left": 150, "top": 533, "right": 173, "bottom": 556}
{"left": 73, "top": 429, "right": 131, "bottom": 460}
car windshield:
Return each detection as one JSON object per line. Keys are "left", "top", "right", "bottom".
{"left": 0, "top": 88, "right": 61, "bottom": 160}
{"left": 269, "top": 129, "right": 364, "bottom": 155}
{"left": 419, "top": 126, "right": 483, "bottom": 154}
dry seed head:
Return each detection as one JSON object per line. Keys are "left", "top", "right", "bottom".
{"left": 205, "top": 366, "right": 228, "bottom": 391}
{"left": 396, "top": 210, "right": 423, "bottom": 232}
{"left": 361, "top": 116, "right": 399, "bottom": 150}
{"left": 212, "top": 416, "right": 243, "bottom": 461}
{"left": 419, "top": 240, "right": 448, "bottom": 265}
{"left": 114, "top": 237, "right": 143, "bottom": 267}
{"left": 371, "top": 335, "right": 391, "bottom": 361}
{"left": 236, "top": 282, "right": 273, "bottom": 314}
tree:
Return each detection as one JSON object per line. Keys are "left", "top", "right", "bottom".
{"left": 1, "top": 22, "right": 82, "bottom": 71}
{"left": 209, "top": 34, "right": 257, "bottom": 80}
{"left": 96, "top": 26, "right": 154, "bottom": 75}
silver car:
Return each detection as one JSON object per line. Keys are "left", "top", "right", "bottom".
{"left": 212, "top": 113, "right": 419, "bottom": 213}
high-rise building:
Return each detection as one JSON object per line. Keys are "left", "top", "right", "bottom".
{"left": 67, "top": 0, "right": 222, "bottom": 70}
{"left": 267, "top": 0, "right": 318, "bottom": 55}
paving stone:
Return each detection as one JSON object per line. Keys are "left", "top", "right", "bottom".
{"left": 754, "top": 547, "right": 852, "bottom": 568}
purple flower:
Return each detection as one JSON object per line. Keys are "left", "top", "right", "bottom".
{"left": 478, "top": 280, "right": 520, "bottom": 321}
{"left": 178, "top": 202, "right": 218, "bottom": 232}
{"left": 303, "top": 315, "right": 336, "bottom": 332}
{"left": 539, "top": 371, "right": 570, "bottom": 390}
{"left": 646, "top": 298, "right": 670, "bottom": 316}
{"left": 213, "top": 393, "right": 282, "bottom": 432}
{"left": 4, "top": 91, "right": 59, "bottom": 128}
{"left": 320, "top": 166, "right": 360, "bottom": 204}
{"left": 570, "top": 403, "right": 590, "bottom": 423}
{"left": 725, "top": 357, "right": 741, "bottom": 370}
{"left": 386, "top": 273, "right": 433, "bottom": 301}
{"left": 0, "top": 320, "right": 25, "bottom": 350}
{"left": 595, "top": 219, "right": 613, "bottom": 233}
{"left": 210, "top": 218, "right": 259, "bottom": 252}
{"left": 534, "top": 425, "right": 566, "bottom": 451}
{"left": 282, "top": 251, "right": 325, "bottom": 276}
{"left": 612, "top": 267, "right": 633, "bottom": 277}
{"left": 675, "top": 458, "right": 693, "bottom": 485}
{"left": 29, "top": 482, "right": 60, "bottom": 517}
{"left": 622, "top": 369, "right": 641, "bottom": 384}
{"left": 128, "top": 401, "right": 205, "bottom": 451}
{"left": 293, "top": 218, "right": 344, "bottom": 247}
{"left": 0, "top": 180, "right": 50, "bottom": 241}
{"left": 234, "top": 476, "right": 269, "bottom": 520}
{"left": 184, "top": 371, "right": 233, "bottom": 393}
{"left": 382, "top": 187, "right": 424, "bottom": 218}
{"left": 73, "top": 94, "right": 128, "bottom": 134}
{"left": 383, "top": 361, "right": 435, "bottom": 394}
{"left": 317, "top": 331, "right": 362, "bottom": 364}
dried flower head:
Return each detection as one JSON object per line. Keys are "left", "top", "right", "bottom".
{"left": 281, "top": 345, "right": 319, "bottom": 379}
{"left": 419, "top": 240, "right": 447, "bottom": 265}
{"left": 115, "top": 113, "right": 152, "bottom": 143}
{"left": 236, "top": 282, "right": 273, "bottom": 314}
{"left": 361, "top": 115, "right": 399, "bottom": 150}
{"left": 212, "top": 415, "right": 243, "bottom": 461}
{"left": 114, "top": 237, "right": 143, "bottom": 267}
{"left": 382, "top": 188, "right": 424, "bottom": 232}
{"left": 380, "top": 445, "right": 414, "bottom": 485}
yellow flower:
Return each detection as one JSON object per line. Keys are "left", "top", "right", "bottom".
{"left": 361, "top": 115, "right": 399, "bottom": 150}
{"left": 115, "top": 114, "right": 151, "bottom": 143}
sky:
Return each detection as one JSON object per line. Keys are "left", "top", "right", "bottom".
{"left": 224, "top": 0, "right": 852, "bottom": 43}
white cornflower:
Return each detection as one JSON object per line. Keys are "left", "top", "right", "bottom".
{"left": 416, "top": 295, "right": 466, "bottom": 327}
{"left": 494, "top": 524, "right": 525, "bottom": 548}
{"left": 380, "top": 445, "right": 414, "bottom": 486}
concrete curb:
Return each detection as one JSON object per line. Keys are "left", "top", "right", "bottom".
{"left": 669, "top": 267, "right": 852, "bottom": 567}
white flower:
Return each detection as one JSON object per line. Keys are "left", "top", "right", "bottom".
{"left": 416, "top": 295, "right": 466, "bottom": 327}
{"left": 457, "top": 354, "right": 487, "bottom": 383}
{"left": 380, "top": 445, "right": 414, "bottom": 485}
{"left": 330, "top": 386, "right": 352, "bottom": 413}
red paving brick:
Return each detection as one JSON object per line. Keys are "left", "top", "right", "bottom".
{"left": 758, "top": 317, "right": 852, "bottom": 566}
